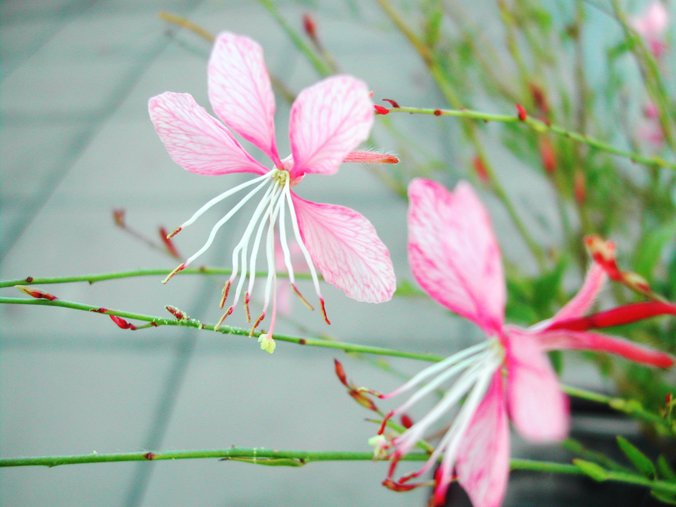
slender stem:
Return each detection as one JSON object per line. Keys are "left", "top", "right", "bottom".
{"left": 158, "top": 11, "right": 215, "bottom": 43}
{"left": 0, "top": 297, "right": 445, "bottom": 363}
{"left": 375, "top": 0, "right": 546, "bottom": 269}
{"left": 388, "top": 106, "right": 676, "bottom": 170}
{"left": 2, "top": 448, "right": 675, "bottom": 493}
{"left": 255, "top": 0, "right": 332, "bottom": 77}
{"left": 0, "top": 268, "right": 314, "bottom": 289}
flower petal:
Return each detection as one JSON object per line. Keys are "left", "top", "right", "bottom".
{"left": 537, "top": 329, "right": 674, "bottom": 368}
{"left": 291, "top": 193, "right": 395, "bottom": 303}
{"left": 289, "top": 75, "right": 373, "bottom": 178}
{"left": 148, "top": 92, "right": 268, "bottom": 176}
{"left": 550, "top": 263, "right": 606, "bottom": 323}
{"left": 505, "top": 327, "right": 569, "bottom": 442}
{"left": 455, "top": 372, "right": 510, "bottom": 507}
{"left": 208, "top": 32, "right": 281, "bottom": 166}
{"left": 407, "top": 179, "right": 505, "bottom": 335}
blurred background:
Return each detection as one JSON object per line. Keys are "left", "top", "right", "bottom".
{"left": 2, "top": 0, "right": 675, "bottom": 505}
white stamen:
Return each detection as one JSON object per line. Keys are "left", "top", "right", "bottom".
{"left": 184, "top": 177, "right": 271, "bottom": 267}
{"left": 277, "top": 194, "right": 296, "bottom": 285}
{"left": 381, "top": 341, "right": 490, "bottom": 399}
{"left": 228, "top": 182, "right": 279, "bottom": 306}
{"left": 245, "top": 183, "right": 284, "bottom": 304}
{"left": 283, "top": 178, "right": 323, "bottom": 298}
{"left": 388, "top": 354, "right": 487, "bottom": 419}
{"left": 179, "top": 172, "right": 272, "bottom": 230}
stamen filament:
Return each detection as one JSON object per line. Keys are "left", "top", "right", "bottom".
{"left": 178, "top": 172, "right": 272, "bottom": 232}
{"left": 184, "top": 177, "right": 271, "bottom": 267}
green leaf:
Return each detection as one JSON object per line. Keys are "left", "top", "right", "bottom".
{"left": 221, "top": 457, "right": 306, "bottom": 467}
{"left": 573, "top": 459, "right": 608, "bottom": 481}
{"left": 394, "top": 280, "right": 426, "bottom": 298}
{"left": 651, "top": 489, "right": 676, "bottom": 505}
{"left": 633, "top": 221, "right": 676, "bottom": 282}
{"left": 658, "top": 455, "right": 676, "bottom": 482}
{"left": 616, "top": 436, "right": 656, "bottom": 478}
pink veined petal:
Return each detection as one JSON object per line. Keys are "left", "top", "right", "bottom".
{"left": 148, "top": 92, "right": 268, "bottom": 176}
{"left": 455, "top": 372, "right": 510, "bottom": 507}
{"left": 289, "top": 75, "right": 373, "bottom": 179}
{"left": 291, "top": 193, "right": 395, "bottom": 303}
{"left": 550, "top": 263, "right": 607, "bottom": 323}
{"left": 505, "top": 327, "right": 569, "bottom": 442}
{"left": 536, "top": 329, "right": 674, "bottom": 368}
{"left": 208, "top": 32, "right": 281, "bottom": 167}
{"left": 407, "top": 179, "right": 505, "bottom": 335}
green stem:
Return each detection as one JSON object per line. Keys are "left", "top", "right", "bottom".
{"left": 0, "top": 268, "right": 313, "bottom": 289}
{"left": 388, "top": 106, "right": 676, "bottom": 170}
{"left": 561, "top": 385, "right": 674, "bottom": 435}
{"left": 256, "top": 0, "right": 332, "bottom": 77}
{"left": 0, "top": 296, "right": 444, "bottom": 363}
{"left": 2, "top": 448, "right": 675, "bottom": 493}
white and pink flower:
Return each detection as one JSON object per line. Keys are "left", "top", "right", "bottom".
{"left": 149, "top": 33, "right": 396, "bottom": 352}
{"left": 374, "top": 179, "right": 673, "bottom": 506}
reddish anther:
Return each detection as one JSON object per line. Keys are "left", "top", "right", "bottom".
{"left": 16, "top": 285, "right": 57, "bottom": 301}
{"left": 516, "top": 103, "right": 527, "bottom": 121}
{"left": 320, "top": 298, "right": 331, "bottom": 325}
{"left": 400, "top": 413, "right": 414, "bottom": 429}
{"left": 110, "top": 315, "right": 136, "bottom": 330}
{"left": 166, "top": 226, "right": 182, "bottom": 240}
{"left": 215, "top": 306, "right": 234, "bottom": 330}
{"left": 250, "top": 312, "right": 266, "bottom": 335}
{"left": 382, "top": 98, "right": 400, "bottom": 108}
{"left": 220, "top": 280, "right": 231, "bottom": 309}
{"left": 382, "top": 479, "right": 420, "bottom": 492}
{"left": 433, "top": 109, "right": 442, "bottom": 116}
{"left": 374, "top": 105, "right": 389, "bottom": 115}
{"left": 159, "top": 227, "right": 181, "bottom": 258}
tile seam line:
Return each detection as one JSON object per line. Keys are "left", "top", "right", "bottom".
{"left": 0, "top": 21, "right": 187, "bottom": 267}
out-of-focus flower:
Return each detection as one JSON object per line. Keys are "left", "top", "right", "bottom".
{"left": 632, "top": 2, "right": 669, "bottom": 58}
{"left": 149, "top": 32, "right": 396, "bottom": 351}
{"left": 373, "top": 179, "right": 673, "bottom": 506}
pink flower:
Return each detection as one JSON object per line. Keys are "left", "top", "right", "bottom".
{"left": 149, "top": 32, "right": 396, "bottom": 351}
{"left": 375, "top": 179, "right": 673, "bottom": 506}
{"left": 632, "top": 2, "right": 669, "bottom": 58}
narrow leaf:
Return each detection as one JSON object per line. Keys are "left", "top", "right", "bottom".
{"left": 617, "top": 436, "right": 656, "bottom": 478}
{"left": 658, "top": 455, "right": 676, "bottom": 482}
{"left": 573, "top": 459, "right": 608, "bottom": 481}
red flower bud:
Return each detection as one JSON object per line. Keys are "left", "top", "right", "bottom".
{"left": 113, "top": 208, "right": 125, "bottom": 227}
{"left": 382, "top": 98, "right": 400, "bottom": 108}
{"left": 15, "top": 285, "right": 57, "bottom": 301}
{"left": 334, "top": 359, "right": 348, "bottom": 386}
{"left": 374, "top": 105, "right": 389, "bottom": 115}
{"left": 400, "top": 413, "right": 414, "bottom": 429}
{"left": 539, "top": 136, "right": 556, "bottom": 174}
{"left": 302, "top": 13, "right": 317, "bottom": 41}
{"left": 472, "top": 156, "right": 490, "bottom": 184}
{"left": 516, "top": 103, "right": 527, "bottom": 121}
{"left": 110, "top": 315, "right": 136, "bottom": 330}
